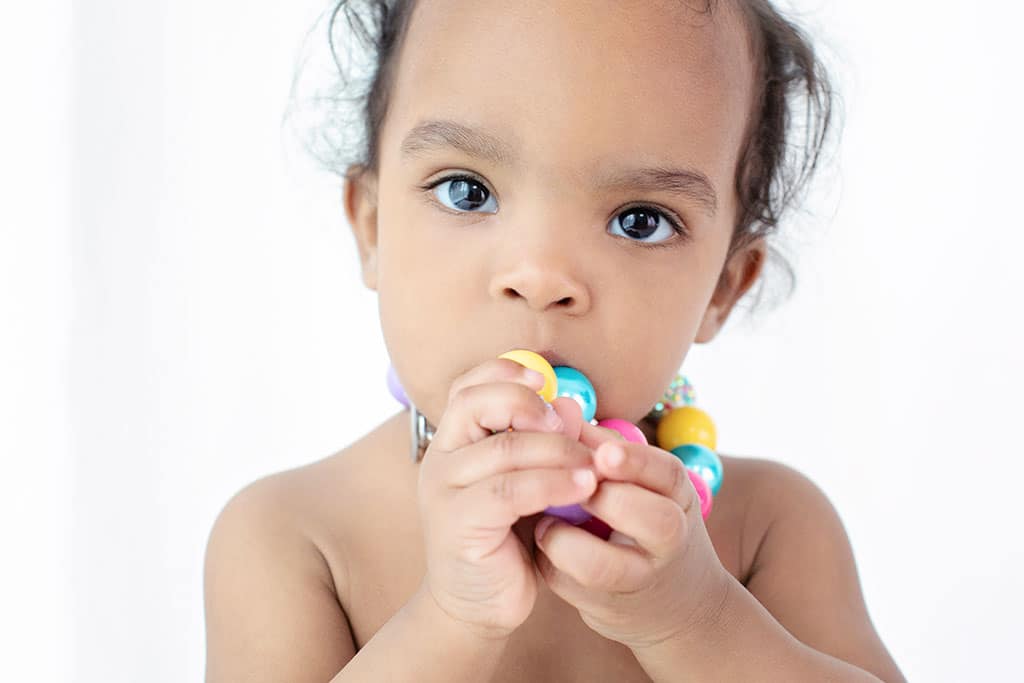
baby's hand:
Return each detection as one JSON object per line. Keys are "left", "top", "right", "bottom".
{"left": 532, "top": 435, "right": 730, "bottom": 651}
{"left": 416, "top": 358, "right": 598, "bottom": 641}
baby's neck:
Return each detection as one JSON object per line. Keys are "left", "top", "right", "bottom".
{"left": 637, "top": 415, "right": 658, "bottom": 445}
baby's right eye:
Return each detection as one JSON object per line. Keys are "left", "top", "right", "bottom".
{"left": 427, "top": 175, "right": 499, "bottom": 214}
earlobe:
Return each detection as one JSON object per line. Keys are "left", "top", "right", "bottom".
{"left": 343, "top": 165, "right": 381, "bottom": 291}
{"left": 694, "top": 238, "right": 767, "bottom": 344}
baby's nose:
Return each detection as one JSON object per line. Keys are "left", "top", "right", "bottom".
{"left": 488, "top": 258, "right": 591, "bottom": 314}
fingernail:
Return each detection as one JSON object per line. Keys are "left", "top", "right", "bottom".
{"left": 535, "top": 516, "right": 555, "bottom": 542}
{"left": 545, "top": 403, "right": 563, "bottom": 430}
{"left": 601, "top": 444, "right": 624, "bottom": 468}
{"left": 572, "top": 468, "right": 595, "bottom": 489}
{"left": 524, "top": 368, "right": 546, "bottom": 386}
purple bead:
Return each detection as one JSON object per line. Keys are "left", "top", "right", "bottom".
{"left": 387, "top": 364, "right": 409, "bottom": 408}
{"left": 544, "top": 503, "right": 592, "bottom": 524}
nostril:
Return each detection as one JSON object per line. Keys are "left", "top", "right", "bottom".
{"left": 557, "top": 297, "right": 573, "bottom": 307}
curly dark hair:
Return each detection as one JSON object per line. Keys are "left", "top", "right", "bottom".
{"left": 290, "top": 0, "right": 837, "bottom": 315}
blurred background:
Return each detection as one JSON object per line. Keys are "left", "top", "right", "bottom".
{"left": 3, "top": 0, "right": 1022, "bottom": 680}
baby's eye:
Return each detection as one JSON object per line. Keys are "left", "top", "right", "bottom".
{"left": 608, "top": 206, "right": 687, "bottom": 246}
{"left": 428, "top": 175, "right": 499, "bottom": 214}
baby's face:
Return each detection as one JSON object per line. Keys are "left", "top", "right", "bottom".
{"left": 357, "top": 0, "right": 760, "bottom": 425}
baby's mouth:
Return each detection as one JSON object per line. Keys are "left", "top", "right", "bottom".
{"left": 534, "top": 349, "right": 573, "bottom": 368}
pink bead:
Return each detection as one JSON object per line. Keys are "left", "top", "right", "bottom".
{"left": 596, "top": 418, "right": 648, "bottom": 444}
{"left": 687, "top": 469, "right": 713, "bottom": 519}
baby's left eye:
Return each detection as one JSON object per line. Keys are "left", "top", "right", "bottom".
{"left": 608, "top": 206, "right": 686, "bottom": 245}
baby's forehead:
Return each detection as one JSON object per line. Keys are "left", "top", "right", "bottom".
{"left": 386, "top": 0, "right": 756, "bottom": 191}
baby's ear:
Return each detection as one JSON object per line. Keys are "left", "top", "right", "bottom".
{"left": 343, "top": 165, "right": 380, "bottom": 291}
{"left": 695, "top": 237, "right": 767, "bottom": 343}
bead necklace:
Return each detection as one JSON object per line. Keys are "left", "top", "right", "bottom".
{"left": 387, "top": 350, "right": 723, "bottom": 534}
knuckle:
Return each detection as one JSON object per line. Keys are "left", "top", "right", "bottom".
{"left": 490, "top": 472, "right": 517, "bottom": 502}
{"left": 604, "top": 484, "right": 628, "bottom": 519}
{"left": 494, "top": 429, "right": 522, "bottom": 460}
{"left": 555, "top": 434, "right": 581, "bottom": 462}
{"left": 583, "top": 555, "right": 625, "bottom": 588}
{"left": 668, "top": 457, "right": 688, "bottom": 503}
{"left": 653, "top": 502, "right": 684, "bottom": 542}
{"left": 447, "top": 379, "right": 472, "bottom": 409}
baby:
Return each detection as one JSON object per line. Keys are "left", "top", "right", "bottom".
{"left": 204, "top": 1, "right": 905, "bottom": 681}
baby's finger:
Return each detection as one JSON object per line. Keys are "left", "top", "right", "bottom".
{"left": 430, "top": 380, "right": 561, "bottom": 454}
{"left": 446, "top": 357, "right": 546, "bottom": 406}
{"left": 548, "top": 396, "right": 584, "bottom": 441}
{"left": 456, "top": 467, "right": 598, "bottom": 529}
{"left": 592, "top": 441, "right": 696, "bottom": 512}
{"left": 534, "top": 518, "right": 651, "bottom": 592}
{"left": 581, "top": 480, "right": 689, "bottom": 560}
{"left": 578, "top": 420, "right": 625, "bottom": 450}
{"left": 444, "top": 430, "right": 595, "bottom": 489}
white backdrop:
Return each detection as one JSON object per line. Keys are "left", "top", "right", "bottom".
{"left": 4, "top": 0, "right": 1023, "bottom": 681}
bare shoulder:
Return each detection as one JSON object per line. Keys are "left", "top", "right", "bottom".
{"left": 718, "top": 453, "right": 825, "bottom": 505}
{"left": 703, "top": 455, "right": 826, "bottom": 581}
{"left": 203, "top": 429, "right": 391, "bottom": 682}
{"left": 716, "top": 454, "right": 905, "bottom": 682}
{"left": 718, "top": 454, "right": 833, "bottom": 522}
{"left": 206, "top": 457, "right": 351, "bottom": 584}
{"left": 715, "top": 454, "right": 853, "bottom": 594}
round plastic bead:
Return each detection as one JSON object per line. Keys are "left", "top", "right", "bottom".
{"left": 575, "top": 515, "right": 613, "bottom": 541}
{"left": 687, "top": 469, "right": 713, "bottom": 519}
{"left": 499, "top": 349, "right": 558, "bottom": 402}
{"left": 662, "top": 374, "right": 697, "bottom": 407}
{"left": 596, "top": 418, "right": 648, "bottom": 444}
{"left": 553, "top": 366, "right": 597, "bottom": 422}
{"left": 544, "top": 503, "right": 592, "bottom": 525}
{"left": 386, "top": 364, "right": 409, "bottom": 408}
{"left": 656, "top": 405, "right": 717, "bottom": 452}
{"left": 670, "top": 443, "right": 724, "bottom": 496}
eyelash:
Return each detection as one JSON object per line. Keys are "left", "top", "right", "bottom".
{"left": 418, "top": 173, "right": 691, "bottom": 249}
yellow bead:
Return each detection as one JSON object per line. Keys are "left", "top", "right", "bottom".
{"left": 498, "top": 349, "right": 558, "bottom": 402}
{"left": 656, "top": 405, "right": 716, "bottom": 451}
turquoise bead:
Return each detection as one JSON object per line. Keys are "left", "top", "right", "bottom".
{"left": 553, "top": 366, "right": 597, "bottom": 423}
{"left": 669, "top": 443, "right": 723, "bottom": 496}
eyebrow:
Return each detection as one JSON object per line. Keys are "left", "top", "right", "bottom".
{"left": 596, "top": 165, "right": 718, "bottom": 217}
{"left": 400, "top": 118, "right": 718, "bottom": 217}
{"left": 401, "top": 119, "right": 518, "bottom": 167}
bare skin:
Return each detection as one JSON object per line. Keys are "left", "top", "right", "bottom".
{"left": 205, "top": 412, "right": 903, "bottom": 681}
{"left": 205, "top": 0, "right": 905, "bottom": 680}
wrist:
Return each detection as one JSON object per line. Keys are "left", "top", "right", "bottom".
{"left": 631, "top": 570, "right": 774, "bottom": 681}
{"left": 411, "top": 583, "right": 515, "bottom": 651}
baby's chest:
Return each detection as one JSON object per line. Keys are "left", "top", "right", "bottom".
{"left": 492, "top": 645, "right": 654, "bottom": 682}
{"left": 325, "top": 446, "right": 750, "bottom": 681}
{"left": 336, "top": 523, "right": 656, "bottom": 682}
{"left": 346, "top": 570, "right": 654, "bottom": 681}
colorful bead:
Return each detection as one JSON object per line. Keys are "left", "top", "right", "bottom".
{"left": 596, "top": 418, "right": 648, "bottom": 444}
{"left": 655, "top": 405, "right": 717, "bottom": 452}
{"left": 687, "top": 469, "right": 713, "bottom": 519}
{"left": 387, "top": 364, "right": 410, "bottom": 408}
{"left": 645, "top": 401, "right": 672, "bottom": 422}
{"left": 662, "top": 374, "right": 697, "bottom": 407}
{"left": 575, "top": 515, "right": 613, "bottom": 541}
{"left": 544, "top": 503, "right": 592, "bottom": 525}
{"left": 499, "top": 349, "right": 558, "bottom": 402}
{"left": 554, "top": 366, "right": 597, "bottom": 422}
{"left": 390, "top": 353, "right": 723, "bottom": 522}
{"left": 670, "top": 443, "right": 724, "bottom": 496}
